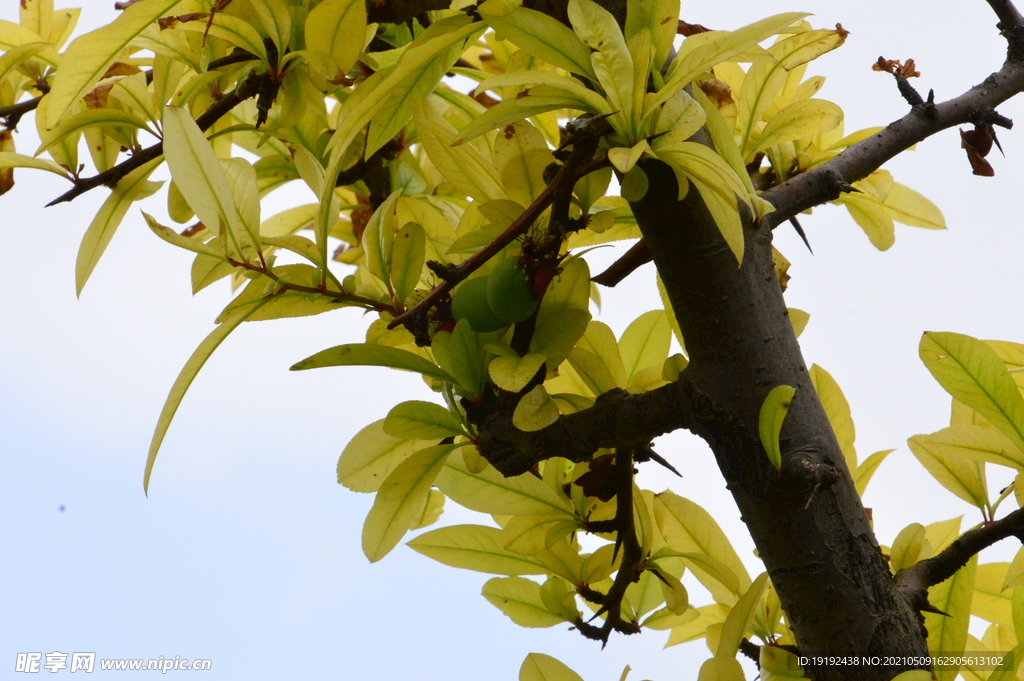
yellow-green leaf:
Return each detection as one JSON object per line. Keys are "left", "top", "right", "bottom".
{"left": 717, "top": 572, "right": 769, "bottom": 658}
{"left": 408, "top": 524, "right": 549, "bottom": 575}
{"left": 76, "top": 162, "right": 161, "bottom": 296}
{"left": 926, "top": 555, "right": 976, "bottom": 681}
{"left": 0, "top": 151, "right": 71, "bottom": 178}
{"left": 697, "top": 656, "right": 745, "bottom": 681}
{"left": 37, "top": 108, "right": 151, "bottom": 156}
{"left": 384, "top": 401, "right": 465, "bottom": 439}
{"left": 290, "top": 343, "right": 457, "bottom": 384}
{"left": 162, "top": 106, "right": 244, "bottom": 252}
{"left": 973, "top": 562, "right": 1013, "bottom": 626}
{"left": 809, "top": 364, "right": 856, "bottom": 471}
{"left": 513, "top": 384, "right": 561, "bottom": 432}
{"left": 654, "top": 492, "right": 751, "bottom": 604}
{"left": 855, "top": 449, "right": 894, "bottom": 496}
{"left": 45, "top": 0, "right": 182, "bottom": 129}
{"left": 143, "top": 211, "right": 221, "bottom": 258}
{"left": 619, "top": 310, "right": 671, "bottom": 382}
{"left": 485, "top": 8, "right": 597, "bottom": 81}
{"left": 144, "top": 299, "right": 273, "bottom": 493}
{"left": 907, "top": 433, "right": 988, "bottom": 509}
{"left": 921, "top": 332, "right": 1024, "bottom": 451}
{"left": 338, "top": 419, "right": 431, "bottom": 493}
{"left": 483, "top": 577, "right": 563, "bottom": 628}
{"left": 1005, "top": 547, "right": 1024, "bottom": 591}
{"left": 436, "top": 451, "right": 573, "bottom": 517}
{"left": 840, "top": 192, "right": 894, "bottom": 250}
{"left": 520, "top": 654, "right": 585, "bottom": 681}
{"left": 759, "top": 384, "right": 795, "bottom": 471}
{"left": 912, "top": 425, "right": 1024, "bottom": 471}
{"left": 362, "top": 444, "right": 455, "bottom": 562}
{"left": 889, "top": 522, "right": 926, "bottom": 573}
{"left": 753, "top": 99, "right": 843, "bottom": 155}
{"left": 881, "top": 182, "right": 945, "bottom": 230}
{"left": 390, "top": 221, "right": 426, "bottom": 302}
{"left": 490, "top": 353, "right": 548, "bottom": 393}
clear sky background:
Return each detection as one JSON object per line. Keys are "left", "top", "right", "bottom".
{"left": 3, "top": 1, "right": 1024, "bottom": 679}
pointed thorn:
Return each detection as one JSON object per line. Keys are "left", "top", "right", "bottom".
{"left": 646, "top": 449, "right": 682, "bottom": 477}
{"left": 789, "top": 217, "right": 813, "bottom": 254}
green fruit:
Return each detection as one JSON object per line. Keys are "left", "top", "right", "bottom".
{"left": 452, "top": 277, "right": 507, "bottom": 332}
{"left": 487, "top": 257, "right": 538, "bottom": 324}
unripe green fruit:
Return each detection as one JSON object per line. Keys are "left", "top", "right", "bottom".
{"left": 487, "top": 257, "right": 538, "bottom": 324}
{"left": 452, "top": 277, "right": 507, "bottom": 332}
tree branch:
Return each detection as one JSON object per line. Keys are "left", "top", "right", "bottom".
{"left": 46, "top": 75, "right": 260, "bottom": 207}
{"left": 0, "top": 96, "right": 43, "bottom": 130}
{"left": 761, "top": 48, "right": 1024, "bottom": 227}
{"left": 986, "top": 0, "right": 1024, "bottom": 31}
{"left": 895, "top": 507, "right": 1024, "bottom": 614}
{"left": 475, "top": 380, "right": 694, "bottom": 477}
{"left": 365, "top": 0, "right": 450, "bottom": 25}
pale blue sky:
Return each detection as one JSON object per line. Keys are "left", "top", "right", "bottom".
{"left": 3, "top": 1, "right": 1024, "bottom": 679}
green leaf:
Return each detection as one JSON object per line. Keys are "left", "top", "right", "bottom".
{"left": 390, "top": 221, "right": 426, "bottom": 302}
{"left": 384, "top": 401, "right": 465, "bottom": 439}
{"left": 144, "top": 299, "right": 273, "bottom": 493}
{"left": 1004, "top": 547, "right": 1024, "bottom": 591}
{"left": 436, "top": 454, "right": 573, "bottom": 517}
{"left": 76, "top": 161, "right": 161, "bottom": 296}
{"left": 758, "top": 384, "right": 795, "bottom": 471}
{"left": 925, "top": 555, "right": 976, "bottom": 681}
{"left": 482, "top": 577, "right": 563, "bottom": 628}
{"left": 362, "top": 444, "right": 456, "bottom": 562}
{"left": 45, "top": 0, "right": 182, "bottom": 129}
{"left": 338, "top": 419, "right": 431, "bottom": 493}
{"left": 921, "top": 332, "right": 1024, "bottom": 451}
{"left": 408, "top": 524, "right": 549, "bottom": 575}
{"left": 485, "top": 8, "right": 597, "bottom": 81}
{"left": 520, "top": 653, "right": 585, "bottom": 681}
{"left": 290, "top": 343, "right": 457, "bottom": 384}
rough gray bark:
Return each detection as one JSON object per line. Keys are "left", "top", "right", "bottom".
{"left": 630, "top": 160, "right": 929, "bottom": 680}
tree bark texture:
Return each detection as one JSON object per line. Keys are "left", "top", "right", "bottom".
{"left": 630, "top": 160, "right": 929, "bottom": 680}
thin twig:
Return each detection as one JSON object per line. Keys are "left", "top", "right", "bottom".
{"left": 387, "top": 153, "right": 608, "bottom": 331}
{"left": 46, "top": 75, "right": 260, "bottom": 207}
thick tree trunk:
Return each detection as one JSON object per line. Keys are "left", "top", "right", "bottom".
{"left": 630, "top": 160, "right": 929, "bottom": 680}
